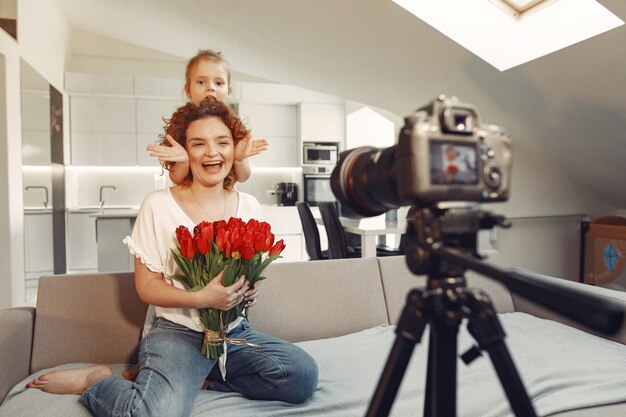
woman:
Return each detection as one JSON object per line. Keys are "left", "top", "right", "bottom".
{"left": 26, "top": 99, "right": 318, "bottom": 417}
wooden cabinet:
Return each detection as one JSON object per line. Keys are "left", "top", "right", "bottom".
{"left": 237, "top": 103, "right": 299, "bottom": 168}
{"left": 299, "top": 103, "right": 345, "bottom": 144}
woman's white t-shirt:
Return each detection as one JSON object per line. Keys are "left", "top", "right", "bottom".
{"left": 124, "top": 188, "right": 263, "bottom": 333}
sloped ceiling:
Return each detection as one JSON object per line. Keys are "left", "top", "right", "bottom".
{"left": 56, "top": 0, "right": 626, "bottom": 209}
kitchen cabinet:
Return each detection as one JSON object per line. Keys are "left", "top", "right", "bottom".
{"left": 66, "top": 211, "right": 98, "bottom": 272}
{"left": 21, "top": 91, "right": 51, "bottom": 166}
{"left": 136, "top": 99, "right": 180, "bottom": 166}
{"left": 262, "top": 206, "right": 305, "bottom": 262}
{"left": 237, "top": 103, "right": 299, "bottom": 168}
{"left": 24, "top": 211, "right": 54, "bottom": 286}
{"left": 299, "top": 103, "right": 345, "bottom": 144}
{"left": 93, "top": 211, "right": 137, "bottom": 272}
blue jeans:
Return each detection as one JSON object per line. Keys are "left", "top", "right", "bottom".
{"left": 80, "top": 318, "right": 318, "bottom": 417}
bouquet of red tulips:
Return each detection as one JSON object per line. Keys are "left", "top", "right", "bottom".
{"left": 171, "top": 217, "right": 285, "bottom": 359}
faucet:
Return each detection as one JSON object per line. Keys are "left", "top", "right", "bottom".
{"left": 99, "top": 185, "right": 117, "bottom": 208}
{"left": 25, "top": 186, "right": 49, "bottom": 209}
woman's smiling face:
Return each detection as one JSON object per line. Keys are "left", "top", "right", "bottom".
{"left": 185, "top": 116, "right": 234, "bottom": 187}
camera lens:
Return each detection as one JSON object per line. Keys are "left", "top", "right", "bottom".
{"left": 330, "top": 145, "right": 401, "bottom": 218}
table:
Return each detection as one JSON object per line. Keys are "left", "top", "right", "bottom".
{"left": 316, "top": 214, "right": 407, "bottom": 258}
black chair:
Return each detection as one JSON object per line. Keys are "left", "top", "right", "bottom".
{"left": 318, "top": 202, "right": 404, "bottom": 259}
{"left": 296, "top": 202, "right": 328, "bottom": 260}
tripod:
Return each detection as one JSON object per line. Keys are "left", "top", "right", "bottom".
{"left": 365, "top": 207, "right": 624, "bottom": 417}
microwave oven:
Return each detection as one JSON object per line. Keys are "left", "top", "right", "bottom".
{"left": 302, "top": 143, "right": 338, "bottom": 165}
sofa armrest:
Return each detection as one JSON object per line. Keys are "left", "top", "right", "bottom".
{"left": 509, "top": 269, "right": 626, "bottom": 345}
{"left": 0, "top": 307, "right": 35, "bottom": 405}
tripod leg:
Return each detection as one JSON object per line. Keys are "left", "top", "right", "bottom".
{"left": 428, "top": 318, "right": 460, "bottom": 417}
{"left": 465, "top": 290, "right": 538, "bottom": 417}
{"left": 366, "top": 290, "right": 427, "bottom": 417}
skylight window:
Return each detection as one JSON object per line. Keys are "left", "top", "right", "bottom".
{"left": 392, "top": 0, "right": 624, "bottom": 71}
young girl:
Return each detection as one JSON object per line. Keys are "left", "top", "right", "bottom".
{"left": 147, "top": 49, "right": 268, "bottom": 185}
{"left": 26, "top": 100, "right": 318, "bottom": 416}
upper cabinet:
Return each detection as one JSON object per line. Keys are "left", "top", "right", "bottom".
{"left": 237, "top": 103, "right": 299, "bottom": 168}
{"left": 67, "top": 73, "right": 182, "bottom": 167}
{"left": 299, "top": 103, "right": 345, "bottom": 144}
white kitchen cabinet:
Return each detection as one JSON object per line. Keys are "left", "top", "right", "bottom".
{"left": 66, "top": 212, "right": 98, "bottom": 272}
{"left": 299, "top": 103, "right": 345, "bottom": 144}
{"left": 136, "top": 99, "right": 180, "bottom": 133}
{"left": 70, "top": 96, "right": 136, "bottom": 133}
{"left": 24, "top": 212, "right": 54, "bottom": 279}
{"left": 262, "top": 206, "right": 305, "bottom": 262}
{"left": 21, "top": 90, "right": 51, "bottom": 166}
{"left": 238, "top": 103, "right": 299, "bottom": 168}
{"left": 135, "top": 99, "right": 181, "bottom": 166}
{"left": 65, "top": 72, "right": 134, "bottom": 95}
{"left": 71, "top": 132, "right": 137, "bottom": 166}
{"left": 95, "top": 215, "right": 136, "bottom": 272}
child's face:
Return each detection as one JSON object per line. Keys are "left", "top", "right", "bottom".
{"left": 186, "top": 59, "right": 230, "bottom": 105}
{"left": 185, "top": 116, "right": 234, "bottom": 187}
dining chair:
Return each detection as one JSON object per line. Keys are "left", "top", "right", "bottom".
{"left": 296, "top": 202, "right": 328, "bottom": 261}
{"left": 318, "top": 202, "right": 404, "bottom": 259}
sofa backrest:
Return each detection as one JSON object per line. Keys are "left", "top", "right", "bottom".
{"left": 248, "top": 257, "right": 390, "bottom": 342}
{"left": 31, "top": 273, "right": 148, "bottom": 373}
{"left": 377, "top": 256, "right": 516, "bottom": 325}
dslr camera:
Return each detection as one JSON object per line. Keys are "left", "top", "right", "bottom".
{"left": 331, "top": 96, "right": 513, "bottom": 217}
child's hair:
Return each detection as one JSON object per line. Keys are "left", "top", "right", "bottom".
{"left": 162, "top": 98, "right": 249, "bottom": 190}
{"left": 184, "top": 49, "right": 232, "bottom": 95}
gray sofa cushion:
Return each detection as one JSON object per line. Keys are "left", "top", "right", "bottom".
{"left": 3, "top": 313, "right": 626, "bottom": 417}
{"left": 31, "top": 273, "right": 148, "bottom": 373}
{"left": 248, "top": 258, "right": 389, "bottom": 342}
{"left": 377, "top": 256, "right": 515, "bottom": 325}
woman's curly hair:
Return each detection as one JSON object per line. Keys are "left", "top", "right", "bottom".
{"left": 160, "top": 98, "right": 249, "bottom": 190}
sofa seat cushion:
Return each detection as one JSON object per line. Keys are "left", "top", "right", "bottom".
{"left": 2, "top": 313, "right": 626, "bottom": 417}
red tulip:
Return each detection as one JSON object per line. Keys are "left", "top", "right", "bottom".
{"left": 263, "top": 232, "right": 275, "bottom": 252}
{"left": 269, "top": 239, "right": 285, "bottom": 257}
{"left": 215, "top": 228, "right": 227, "bottom": 252}
{"left": 193, "top": 234, "right": 210, "bottom": 255}
{"left": 240, "top": 243, "right": 255, "bottom": 261}
{"left": 181, "top": 237, "right": 195, "bottom": 259}
{"left": 253, "top": 232, "right": 265, "bottom": 253}
{"left": 175, "top": 225, "right": 191, "bottom": 246}
{"left": 229, "top": 227, "right": 242, "bottom": 253}
{"left": 246, "top": 218, "right": 259, "bottom": 233}
{"left": 224, "top": 241, "right": 232, "bottom": 258}
{"left": 195, "top": 221, "right": 214, "bottom": 244}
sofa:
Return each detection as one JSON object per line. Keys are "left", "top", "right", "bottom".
{"left": 1, "top": 256, "right": 626, "bottom": 416}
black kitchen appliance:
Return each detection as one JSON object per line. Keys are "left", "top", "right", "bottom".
{"left": 302, "top": 165, "right": 335, "bottom": 206}
{"left": 276, "top": 182, "right": 298, "bottom": 206}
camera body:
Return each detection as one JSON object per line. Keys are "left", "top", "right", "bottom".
{"left": 331, "top": 96, "right": 513, "bottom": 217}
{"left": 395, "top": 96, "right": 512, "bottom": 205}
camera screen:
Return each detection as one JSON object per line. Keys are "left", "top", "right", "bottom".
{"left": 429, "top": 141, "right": 478, "bottom": 185}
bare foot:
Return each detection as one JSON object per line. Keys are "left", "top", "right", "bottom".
{"left": 26, "top": 364, "right": 112, "bottom": 394}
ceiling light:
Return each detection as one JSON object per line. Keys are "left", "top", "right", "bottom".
{"left": 392, "top": 0, "right": 624, "bottom": 71}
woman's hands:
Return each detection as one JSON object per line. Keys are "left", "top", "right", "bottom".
{"left": 235, "top": 134, "right": 269, "bottom": 162}
{"left": 243, "top": 281, "right": 260, "bottom": 308}
{"left": 146, "top": 135, "right": 189, "bottom": 164}
{"left": 194, "top": 274, "right": 248, "bottom": 311}
{"left": 193, "top": 274, "right": 261, "bottom": 311}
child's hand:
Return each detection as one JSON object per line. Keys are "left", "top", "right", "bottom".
{"left": 147, "top": 135, "right": 189, "bottom": 163}
{"left": 235, "top": 135, "right": 269, "bottom": 161}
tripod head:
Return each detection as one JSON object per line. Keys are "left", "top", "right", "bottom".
{"left": 401, "top": 205, "right": 624, "bottom": 334}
